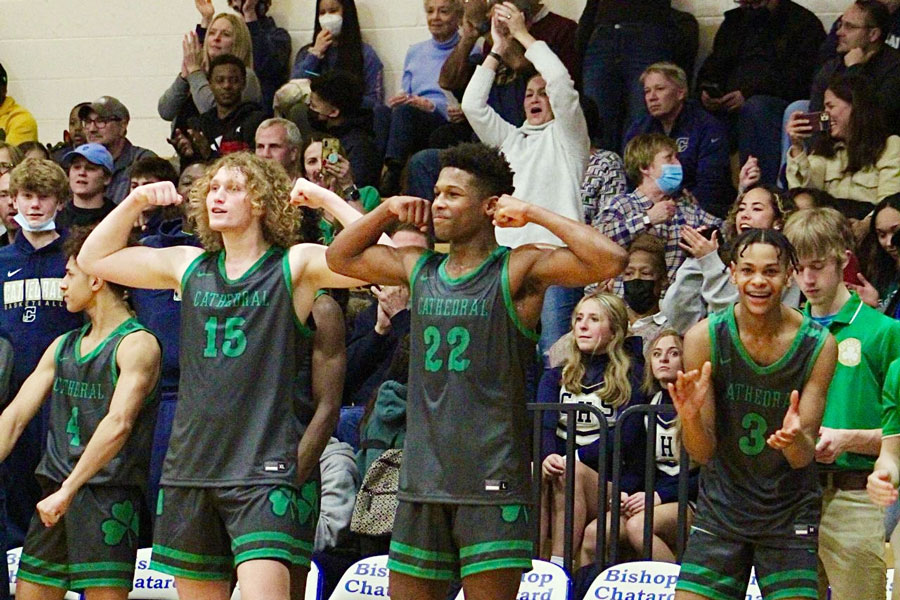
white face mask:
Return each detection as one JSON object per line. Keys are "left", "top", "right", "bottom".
{"left": 319, "top": 13, "right": 343, "bottom": 37}
{"left": 14, "top": 212, "right": 56, "bottom": 233}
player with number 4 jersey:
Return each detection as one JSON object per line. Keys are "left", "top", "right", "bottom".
{"left": 326, "top": 142, "right": 626, "bottom": 600}
{"left": 671, "top": 229, "right": 836, "bottom": 600}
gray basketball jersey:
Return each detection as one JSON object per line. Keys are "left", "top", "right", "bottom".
{"left": 36, "top": 318, "right": 158, "bottom": 488}
{"left": 402, "top": 247, "right": 538, "bottom": 505}
{"left": 162, "top": 247, "right": 311, "bottom": 487}
{"left": 696, "top": 306, "right": 828, "bottom": 545}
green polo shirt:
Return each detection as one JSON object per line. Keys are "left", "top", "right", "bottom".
{"left": 882, "top": 358, "right": 900, "bottom": 438}
{"left": 804, "top": 292, "right": 900, "bottom": 470}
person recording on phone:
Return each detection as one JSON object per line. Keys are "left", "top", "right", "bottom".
{"left": 786, "top": 73, "right": 900, "bottom": 227}
{"left": 461, "top": 1, "right": 590, "bottom": 361}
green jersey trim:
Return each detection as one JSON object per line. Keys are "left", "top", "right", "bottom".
{"left": 148, "top": 561, "right": 229, "bottom": 581}
{"left": 74, "top": 318, "right": 139, "bottom": 365}
{"left": 180, "top": 251, "right": 209, "bottom": 293}
{"left": 726, "top": 305, "right": 809, "bottom": 376}
{"left": 280, "top": 250, "right": 313, "bottom": 338}
{"left": 15, "top": 570, "right": 68, "bottom": 589}
{"left": 437, "top": 246, "right": 506, "bottom": 285}
{"left": 408, "top": 250, "right": 436, "bottom": 298}
{"left": 459, "top": 539, "right": 532, "bottom": 558}
{"left": 708, "top": 316, "right": 718, "bottom": 378}
{"left": 676, "top": 580, "right": 733, "bottom": 600}
{"left": 757, "top": 569, "right": 818, "bottom": 587}
{"left": 217, "top": 246, "right": 277, "bottom": 284}
{"left": 151, "top": 544, "right": 231, "bottom": 566}
{"left": 500, "top": 251, "right": 539, "bottom": 342}
{"left": 71, "top": 577, "right": 133, "bottom": 589}
{"left": 55, "top": 329, "right": 76, "bottom": 364}
{"left": 459, "top": 557, "right": 532, "bottom": 578}
{"left": 799, "top": 322, "right": 829, "bottom": 388}
{"left": 679, "top": 562, "right": 747, "bottom": 594}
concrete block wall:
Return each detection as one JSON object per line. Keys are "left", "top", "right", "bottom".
{"left": 0, "top": 0, "right": 847, "bottom": 155}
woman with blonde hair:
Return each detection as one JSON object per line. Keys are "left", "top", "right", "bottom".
{"left": 613, "top": 329, "right": 698, "bottom": 564}
{"left": 158, "top": 12, "right": 262, "bottom": 133}
{"left": 537, "top": 292, "right": 648, "bottom": 566}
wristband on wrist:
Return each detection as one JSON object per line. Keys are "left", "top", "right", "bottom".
{"left": 488, "top": 51, "right": 503, "bottom": 64}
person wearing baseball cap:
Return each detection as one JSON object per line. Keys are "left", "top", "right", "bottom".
{"left": 79, "top": 95, "right": 156, "bottom": 204}
{"left": 58, "top": 143, "right": 117, "bottom": 228}
{"left": 0, "top": 62, "right": 38, "bottom": 146}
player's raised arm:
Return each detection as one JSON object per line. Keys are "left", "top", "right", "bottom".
{"left": 0, "top": 337, "right": 61, "bottom": 462}
{"left": 78, "top": 181, "right": 203, "bottom": 290}
{"left": 500, "top": 195, "right": 627, "bottom": 290}
{"left": 35, "top": 331, "right": 161, "bottom": 526}
{"left": 769, "top": 333, "right": 837, "bottom": 469}
{"left": 326, "top": 196, "right": 432, "bottom": 287}
{"left": 670, "top": 319, "right": 717, "bottom": 464}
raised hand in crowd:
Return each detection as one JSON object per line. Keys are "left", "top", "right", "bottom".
{"left": 320, "top": 154, "right": 355, "bottom": 191}
{"left": 181, "top": 30, "right": 204, "bottom": 78}
{"left": 460, "top": 0, "right": 488, "bottom": 40}
{"left": 236, "top": 0, "right": 261, "bottom": 22}
{"left": 194, "top": 0, "right": 215, "bottom": 28}
{"left": 738, "top": 156, "right": 761, "bottom": 192}
{"left": 679, "top": 225, "right": 719, "bottom": 260}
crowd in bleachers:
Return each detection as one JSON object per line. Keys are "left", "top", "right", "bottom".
{"left": 6, "top": 0, "right": 900, "bottom": 598}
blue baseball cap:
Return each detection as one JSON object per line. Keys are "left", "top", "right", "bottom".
{"left": 62, "top": 143, "right": 114, "bottom": 174}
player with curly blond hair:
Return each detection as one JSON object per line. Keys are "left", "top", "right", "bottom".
{"left": 78, "top": 151, "right": 375, "bottom": 600}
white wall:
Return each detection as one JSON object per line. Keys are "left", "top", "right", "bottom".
{"left": 0, "top": 0, "right": 848, "bottom": 156}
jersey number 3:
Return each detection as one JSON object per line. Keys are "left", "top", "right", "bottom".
{"left": 424, "top": 325, "right": 471, "bottom": 372}
{"left": 204, "top": 316, "right": 247, "bottom": 358}
{"left": 739, "top": 412, "right": 768, "bottom": 456}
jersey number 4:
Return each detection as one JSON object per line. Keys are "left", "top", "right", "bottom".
{"left": 203, "top": 316, "right": 247, "bottom": 358}
{"left": 423, "top": 325, "right": 471, "bottom": 372}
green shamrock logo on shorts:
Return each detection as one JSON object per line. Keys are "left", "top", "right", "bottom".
{"left": 500, "top": 504, "right": 528, "bottom": 524}
{"left": 101, "top": 500, "right": 139, "bottom": 546}
{"left": 268, "top": 483, "right": 319, "bottom": 525}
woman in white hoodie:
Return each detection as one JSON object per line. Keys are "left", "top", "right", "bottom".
{"left": 461, "top": 1, "right": 590, "bottom": 359}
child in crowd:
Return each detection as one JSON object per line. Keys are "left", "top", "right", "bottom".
{"left": 537, "top": 293, "right": 647, "bottom": 567}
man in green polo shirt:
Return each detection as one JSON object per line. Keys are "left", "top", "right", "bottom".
{"left": 785, "top": 208, "right": 900, "bottom": 600}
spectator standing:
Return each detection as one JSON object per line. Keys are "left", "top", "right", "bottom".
{"left": 576, "top": 0, "right": 677, "bottom": 152}
{"left": 79, "top": 96, "right": 156, "bottom": 204}
{"left": 784, "top": 207, "right": 900, "bottom": 600}
{"left": 462, "top": 2, "right": 590, "bottom": 357}
{"left": 0, "top": 63, "right": 38, "bottom": 146}
{"left": 196, "top": 0, "right": 291, "bottom": 116}
{"left": 291, "top": 0, "right": 384, "bottom": 109}
{"left": 625, "top": 63, "right": 734, "bottom": 218}
{"left": 697, "top": 0, "right": 825, "bottom": 185}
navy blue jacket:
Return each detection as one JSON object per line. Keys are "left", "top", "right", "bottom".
{"left": 344, "top": 301, "right": 410, "bottom": 406}
{"left": 625, "top": 101, "right": 734, "bottom": 218}
{"left": 0, "top": 232, "right": 83, "bottom": 393}
{"left": 537, "top": 337, "right": 648, "bottom": 494}
{"left": 131, "top": 220, "right": 202, "bottom": 393}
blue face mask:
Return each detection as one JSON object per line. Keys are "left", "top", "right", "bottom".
{"left": 14, "top": 212, "right": 57, "bottom": 233}
{"left": 655, "top": 163, "right": 683, "bottom": 196}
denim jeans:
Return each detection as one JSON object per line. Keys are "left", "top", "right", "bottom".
{"left": 726, "top": 94, "right": 790, "bottom": 186}
{"left": 405, "top": 149, "right": 441, "bottom": 200}
{"left": 581, "top": 22, "right": 675, "bottom": 152}
{"left": 374, "top": 104, "right": 448, "bottom": 165}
